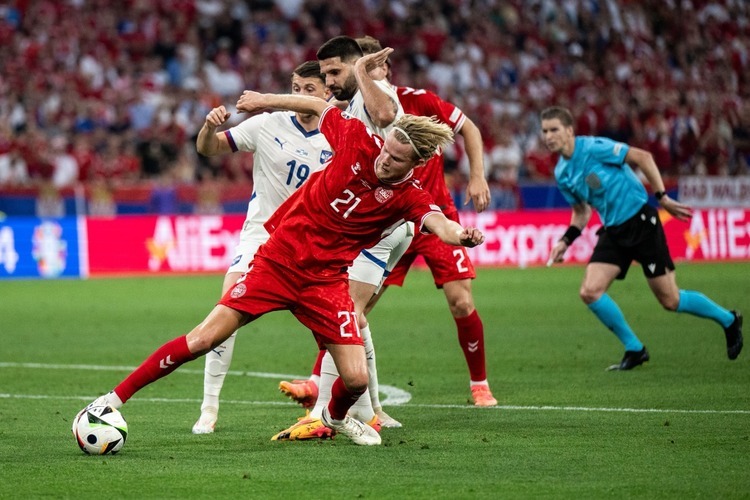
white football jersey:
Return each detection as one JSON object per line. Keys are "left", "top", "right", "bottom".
{"left": 345, "top": 79, "right": 404, "bottom": 138}
{"left": 225, "top": 111, "right": 332, "bottom": 242}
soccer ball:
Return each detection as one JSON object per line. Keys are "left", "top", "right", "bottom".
{"left": 72, "top": 405, "right": 128, "bottom": 455}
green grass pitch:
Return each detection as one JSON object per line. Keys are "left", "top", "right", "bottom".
{"left": 1, "top": 263, "right": 749, "bottom": 498}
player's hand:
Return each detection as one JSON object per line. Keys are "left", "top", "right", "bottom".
{"left": 204, "top": 106, "right": 231, "bottom": 129}
{"left": 355, "top": 47, "right": 394, "bottom": 74}
{"left": 465, "top": 177, "right": 491, "bottom": 213}
{"left": 546, "top": 240, "right": 568, "bottom": 267}
{"left": 658, "top": 195, "right": 693, "bottom": 222}
{"left": 458, "top": 227, "right": 485, "bottom": 247}
{"left": 236, "top": 90, "right": 267, "bottom": 114}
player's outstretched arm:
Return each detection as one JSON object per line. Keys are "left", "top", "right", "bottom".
{"left": 236, "top": 91, "right": 330, "bottom": 117}
{"left": 460, "top": 117, "right": 491, "bottom": 213}
{"left": 423, "top": 213, "right": 485, "bottom": 247}
{"left": 353, "top": 47, "right": 398, "bottom": 128}
{"left": 196, "top": 106, "right": 233, "bottom": 156}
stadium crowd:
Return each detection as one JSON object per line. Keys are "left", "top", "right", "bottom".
{"left": 1, "top": 0, "right": 749, "bottom": 214}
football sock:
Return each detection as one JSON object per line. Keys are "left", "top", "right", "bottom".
{"left": 588, "top": 294, "right": 644, "bottom": 351}
{"left": 310, "top": 351, "right": 337, "bottom": 419}
{"left": 105, "top": 391, "right": 123, "bottom": 409}
{"left": 676, "top": 290, "right": 735, "bottom": 328}
{"left": 310, "top": 348, "right": 325, "bottom": 383}
{"left": 114, "top": 335, "right": 196, "bottom": 404}
{"left": 201, "top": 332, "right": 236, "bottom": 411}
{"left": 455, "top": 310, "right": 487, "bottom": 382}
{"left": 362, "top": 325, "right": 383, "bottom": 410}
{"left": 328, "top": 376, "right": 366, "bottom": 421}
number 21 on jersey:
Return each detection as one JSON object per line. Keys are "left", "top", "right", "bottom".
{"left": 330, "top": 189, "right": 362, "bottom": 219}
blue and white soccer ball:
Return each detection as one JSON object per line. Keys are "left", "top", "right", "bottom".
{"left": 72, "top": 405, "right": 128, "bottom": 455}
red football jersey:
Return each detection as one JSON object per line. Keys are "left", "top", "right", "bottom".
{"left": 261, "top": 106, "right": 442, "bottom": 275}
{"left": 396, "top": 86, "right": 466, "bottom": 212}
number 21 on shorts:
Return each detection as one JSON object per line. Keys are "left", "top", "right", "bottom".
{"left": 337, "top": 311, "right": 361, "bottom": 338}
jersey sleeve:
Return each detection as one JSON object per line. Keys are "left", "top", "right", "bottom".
{"left": 319, "top": 106, "right": 383, "bottom": 153}
{"left": 404, "top": 188, "right": 444, "bottom": 234}
{"left": 225, "top": 113, "right": 270, "bottom": 153}
{"left": 587, "top": 136, "right": 629, "bottom": 166}
{"left": 398, "top": 87, "right": 466, "bottom": 132}
{"left": 424, "top": 90, "right": 466, "bottom": 132}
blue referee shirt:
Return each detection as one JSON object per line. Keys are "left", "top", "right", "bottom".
{"left": 554, "top": 136, "right": 648, "bottom": 227}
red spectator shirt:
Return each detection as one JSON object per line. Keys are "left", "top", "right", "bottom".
{"left": 396, "top": 86, "right": 465, "bottom": 213}
{"left": 261, "top": 106, "right": 442, "bottom": 276}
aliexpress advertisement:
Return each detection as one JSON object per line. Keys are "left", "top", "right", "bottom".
{"left": 0, "top": 209, "right": 748, "bottom": 279}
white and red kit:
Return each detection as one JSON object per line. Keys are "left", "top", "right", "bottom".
{"left": 219, "top": 106, "right": 443, "bottom": 346}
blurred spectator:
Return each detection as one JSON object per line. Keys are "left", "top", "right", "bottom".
{"left": 50, "top": 136, "right": 79, "bottom": 188}
{"left": 486, "top": 120, "right": 523, "bottom": 184}
{"left": 35, "top": 182, "right": 65, "bottom": 218}
{"left": 87, "top": 179, "right": 117, "bottom": 217}
{"left": 0, "top": 146, "right": 29, "bottom": 186}
{"left": 730, "top": 100, "right": 750, "bottom": 175}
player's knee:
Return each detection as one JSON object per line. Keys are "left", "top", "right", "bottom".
{"left": 579, "top": 285, "right": 601, "bottom": 305}
{"left": 342, "top": 371, "right": 369, "bottom": 393}
{"left": 448, "top": 295, "right": 474, "bottom": 317}
{"left": 186, "top": 334, "right": 213, "bottom": 356}
{"left": 658, "top": 294, "right": 680, "bottom": 311}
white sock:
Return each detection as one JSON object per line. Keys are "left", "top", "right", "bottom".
{"left": 362, "top": 325, "right": 383, "bottom": 411}
{"left": 107, "top": 391, "right": 123, "bottom": 410}
{"left": 470, "top": 379, "right": 489, "bottom": 388}
{"left": 310, "top": 351, "right": 337, "bottom": 419}
{"left": 201, "top": 332, "right": 237, "bottom": 412}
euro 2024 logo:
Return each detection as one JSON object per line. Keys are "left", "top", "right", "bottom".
{"left": 32, "top": 221, "right": 67, "bottom": 278}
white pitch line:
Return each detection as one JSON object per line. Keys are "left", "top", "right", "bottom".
{"left": 1, "top": 393, "right": 748, "bottom": 415}
{"left": 410, "top": 403, "right": 750, "bottom": 415}
{"left": 0, "top": 361, "right": 412, "bottom": 406}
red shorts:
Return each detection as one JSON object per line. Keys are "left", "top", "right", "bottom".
{"left": 219, "top": 255, "right": 362, "bottom": 347}
{"left": 384, "top": 210, "right": 476, "bottom": 288}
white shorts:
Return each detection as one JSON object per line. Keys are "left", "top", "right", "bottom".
{"left": 227, "top": 221, "right": 268, "bottom": 275}
{"left": 348, "top": 222, "right": 414, "bottom": 288}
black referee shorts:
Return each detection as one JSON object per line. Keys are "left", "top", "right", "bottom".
{"left": 590, "top": 204, "right": 675, "bottom": 280}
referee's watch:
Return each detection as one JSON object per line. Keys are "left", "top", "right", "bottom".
{"left": 655, "top": 191, "right": 666, "bottom": 201}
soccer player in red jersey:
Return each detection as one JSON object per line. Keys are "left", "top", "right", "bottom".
{"left": 374, "top": 83, "right": 498, "bottom": 407}
{"left": 77, "top": 90, "right": 485, "bottom": 447}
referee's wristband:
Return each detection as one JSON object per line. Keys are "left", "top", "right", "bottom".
{"left": 560, "top": 225, "right": 581, "bottom": 246}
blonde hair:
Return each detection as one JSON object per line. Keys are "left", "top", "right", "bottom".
{"left": 391, "top": 114, "right": 454, "bottom": 161}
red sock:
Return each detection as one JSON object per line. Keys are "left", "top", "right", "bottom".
{"left": 327, "top": 377, "right": 365, "bottom": 420}
{"left": 114, "top": 335, "right": 196, "bottom": 403}
{"left": 311, "top": 349, "right": 325, "bottom": 378}
{"left": 455, "top": 310, "right": 487, "bottom": 382}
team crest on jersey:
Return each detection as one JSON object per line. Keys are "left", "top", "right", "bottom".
{"left": 231, "top": 283, "right": 247, "bottom": 298}
{"left": 320, "top": 150, "right": 333, "bottom": 163}
{"left": 374, "top": 187, "right": 393, "bottom": 203}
